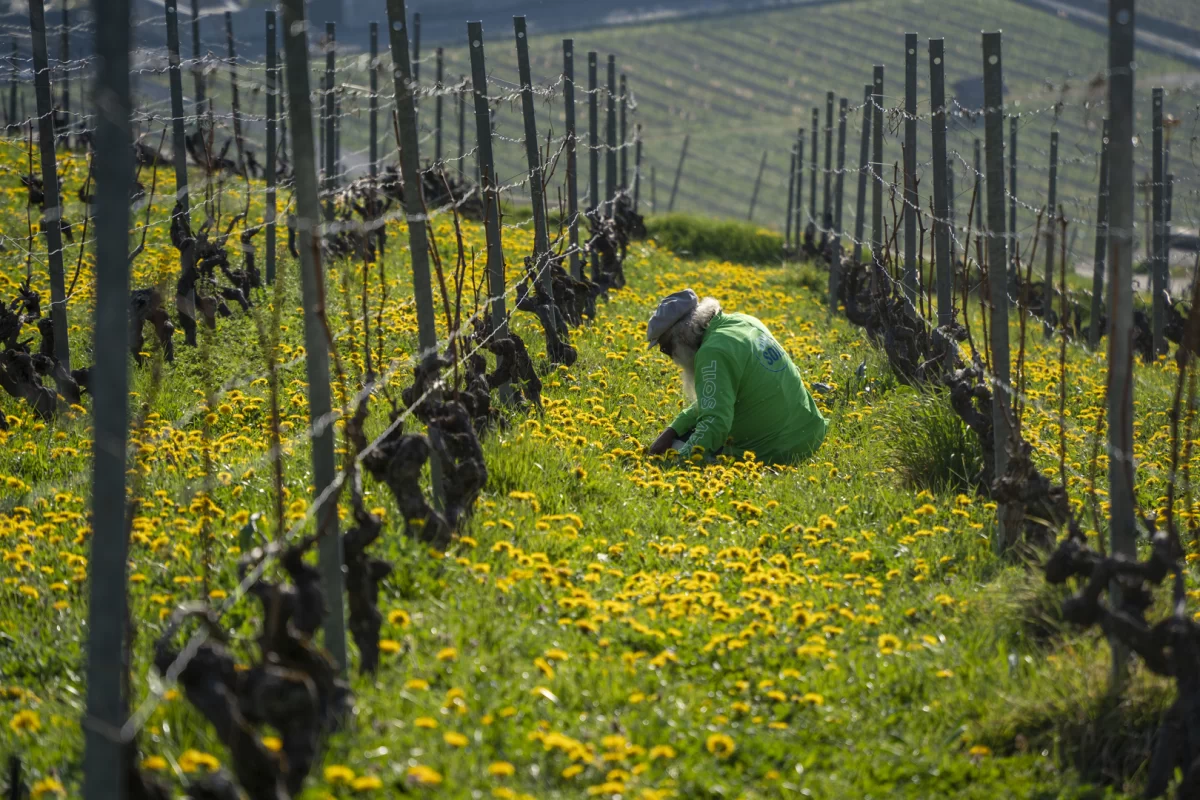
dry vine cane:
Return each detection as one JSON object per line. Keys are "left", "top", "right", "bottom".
{"left": 1044, "top": 522, "right": 1199, "bottom": 799}
{"left": 155, "top": 536, "right": 351, "bottom": 800}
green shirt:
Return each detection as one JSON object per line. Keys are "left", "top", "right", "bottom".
{"left": 668, "top": 312, "right": 827, "bottom": 464}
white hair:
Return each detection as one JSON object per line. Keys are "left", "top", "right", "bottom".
{"left": 659, "top": 297, "right": 721, "bottom": 402}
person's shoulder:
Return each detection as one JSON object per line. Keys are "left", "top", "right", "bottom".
{"left": 713, "top": 312, "right": 757, "bottom": 328}
{"left": 702, "top": 314, "right": 756, "bottom": 353}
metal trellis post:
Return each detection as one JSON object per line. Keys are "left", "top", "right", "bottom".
{"left": 605, "top": 54, "right": 617, "bottom": 215}
{"left": 831, "top": 97, "right": 848, "bottom": 313}
{"left": 1008, "top": 115, "right": 1018, "bottom": 293}
{"left": 929, "top": 39, "right": 953, "bottom": 330}
{"left": 265, "top": 11, "right": 277, "bottom": 284}
{"left": 1107, "top": 0, "right": 1137, "bottom": 564}
{"left": 633, "top": 124, "right": 643, "bottom": 212}
{"left": 563, "top": 39, "right": 581, "bottom": 280}
{"left": 809, "top": 109, "right": 818, "bottom": 230}
{"left": 81, "top": 0, "right": 133, "bottom": 793}
{"left": 435, "top": 47, "right": 444, "bottom": 163}
{"left": 853, "top": 84, "right": 871, "bottom": 265}
{"left": 514, "top": 16, "right": 553, "bottom": 298}
{"left": 166, "top": 0, "right": 192, "bottom": 218}
{"left": 903, "top": 32, "right": 918, "bottom": 302}
{"left": 747, "top": 150, "right": 767, "bottom": 222}
{"left": 29, "top": 0, "right": 69, "bottom": 371}
{"left": 1089, "top": 118, "right": 1110, "bottom": 349}
{"left": 794, "top": 127, "right": 804, "bottom": 249}
{"left": 1043, "top": 130, "right": 1059, "bottom": 338}
{"left": 58, "top": 5, "right": 68, "bottom": 134}
{"left": 226, "top": 12, "right": 245, "bottom": 171}
{"left": 823, "top": 90, "right": 833, "bottom": 230}
{"left": 620, "top": 72, "right": 628, "bottom": 190}
{"left": 458, "top": 74, "right": 466, "bottom": 178}
{"left": 323, "top": 22, "right": 336, "bottom": 221}
{"left": 587, "top": 52, "right": 599, "bottom": 212}
{"left": 1151, "top": 87, "right": 1165, "bottom": 357}
{"left": 785, "top": 143, "right": 797, "bottom": 252}
{"left": 190, "top": 0, "right": 204, "bottom": 119}
{"left": 982, "top": 32, "right": 1012, "bottom": 486}
{"left": 871, "top": 66, "right": 884, "bottom": 282}
{"left": 668, "top": 133, "right": 688, "bottom": 213}
{"left": 468, "top": 22, "right": 508, "bottom": 340}
{"left": 279, "top": 0, "right": 347, "bottom": 671}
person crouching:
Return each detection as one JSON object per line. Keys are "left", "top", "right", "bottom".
{"left": 646, "top": 288, "right": 828, "bottom": 464}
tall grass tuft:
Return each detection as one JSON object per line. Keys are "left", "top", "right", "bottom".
{"left": 885, "top": 390, "right": 984, "bottom": 493}
{"left": 646, "top": 214, "right": 782, "bottom": 265}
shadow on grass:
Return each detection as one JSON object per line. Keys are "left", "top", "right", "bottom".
{"left": 973, "top": 637, "right": 1174, "bottom": 797}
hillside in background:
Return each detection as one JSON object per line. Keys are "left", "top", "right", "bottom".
{"left": 448, "top": 0, "right": 1198, "bottom": 250}
{"left": 126, "top": 0, "right": 1200, "bottom": 269}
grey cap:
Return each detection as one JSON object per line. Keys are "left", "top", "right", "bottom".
{"left": 646, "top": 288, "right": 699, "bottom": 347}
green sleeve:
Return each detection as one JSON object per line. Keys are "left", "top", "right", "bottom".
{"left": 669, "top": 404, "right": 700, "bottom": 436}
{"left": 678, "top": 346, "right": 739, "bottom": 459}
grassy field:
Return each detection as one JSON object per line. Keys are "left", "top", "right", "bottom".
{"left": 1, "top": 127, "right": 1197, "bottom": 798}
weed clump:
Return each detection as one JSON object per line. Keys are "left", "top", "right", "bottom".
{"left": 884, "top": 390, "right": 984, "bottom": 493}
{"left": 646, "top": 214, "right": 782, "bottom": 265}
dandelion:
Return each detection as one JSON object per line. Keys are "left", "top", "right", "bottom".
{"left": 379, "top": 639, "right": 401, "bottom": 654}
{"left": 968, "top": 745, "right": 992, "bottom": 758}
{"left": 705, "top": 733, "right": 736, "bottom": 759}
{"left": 488, "top": 761, "right": 516, "bottom": 778}
{"left": 140, "top": 756, "right": 168, "bottom": 772}
{"left": 443, "top": 731, "right": 469, "bottom": 747}
{"left": 9, "top": 709, "right": 40, "bottom": 735}
{"left": 262, "top": 736, "right": 282, "bottom": 752}
{"left": 406, "top": 765, "right": 443, "bottom": 785}
{"left": 325, "top": 765, "right": 356, "bottom": 784}
{"left": 415, "top": 717, "right": 438, "bottom": 729}
{"left": 178, "top": 749, "right": 220, "bottom": 773}
{"left": 388, "top": 609, "right": 411, "bottom": 626}
{"left": 30, "top": 778, "right": 64, "bottom": 799}
{"left": 436, "top": 647, "right": 458, "bottom": 662}
{"left": 405, "top": 678, "right": 430, "bottom": 691}
{"left": 877, "top": 633, "right": 901, "bottom": 654}
{"left": 351, "top": 775, "right": 383, "bottom": 791}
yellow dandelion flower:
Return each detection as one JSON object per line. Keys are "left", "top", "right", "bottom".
{"left": 705, "top": 733, "right": 735, "bottom": 759}
{"left": 488, "top": 761, "right": 516, "bottom": 778}
{"left": 877, "top": 633, "right": 901, "bottom": 653}
{"left": 406, "top": 765, "right": 443, "bottom": 785}
{"left": 351, "top": 775, "right": 383, "bottom": 791}
{"left": 178, "top": 749, "right": 220, "bottom": 773}
{"left": 30, "top": 778, "right": 65, "bottom": 799}
{"left": 325, "top": 765, "right": 356, "bottom": 784}
{"left": 9, "top": 710, "right": 40, "bottom": 735}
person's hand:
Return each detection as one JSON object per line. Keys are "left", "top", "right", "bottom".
{"left": 648, "top": 427, "right": 677, "bottom": 456}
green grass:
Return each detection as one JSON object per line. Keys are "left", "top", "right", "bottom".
{"left": 645, "top": 213, "right": 783, "bottom": 264}
{"left": 2, "top": 96, "right": 1199, "bottom": 800}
